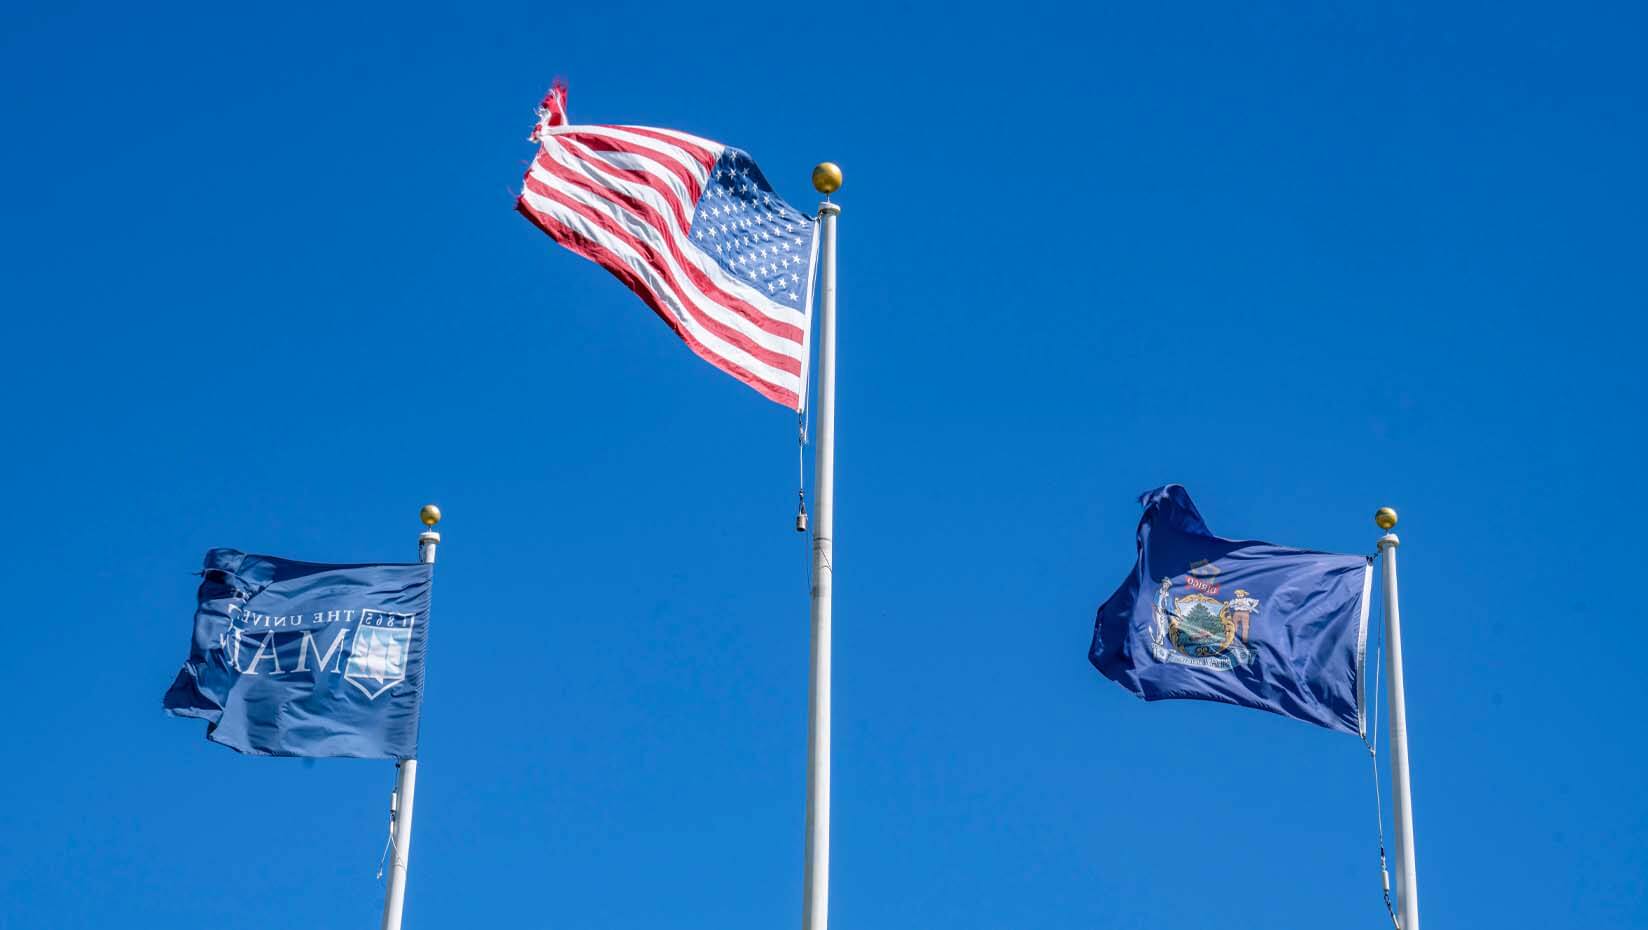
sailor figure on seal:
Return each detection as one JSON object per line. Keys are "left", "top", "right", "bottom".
{"left": 1151, "top": 577, "right": 1172, "bottom": 645}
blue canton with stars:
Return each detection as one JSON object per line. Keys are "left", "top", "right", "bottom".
{"left": 688, "top": 148, "right": 818, "bottom": 312}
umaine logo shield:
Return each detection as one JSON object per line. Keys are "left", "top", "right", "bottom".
{"left": 344, "top": 610, "right": 416, "bottom": 700}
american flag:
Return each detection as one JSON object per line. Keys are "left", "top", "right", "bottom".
{"left": 517, "top": 83, "right": 819, "bottom": 409}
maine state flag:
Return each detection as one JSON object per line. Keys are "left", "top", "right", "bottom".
{"left": 1089, "top": 486, "right": 1373, "bottom": 735}
{"left": 163, "top": 549, "right": 433, "bottom": 759}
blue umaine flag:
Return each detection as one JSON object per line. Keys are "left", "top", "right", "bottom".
{"left": 1089, "top": 486, "right": 1373, "bottom": 735}
{"left": 163, "top": 549, "right": 433, "bottom": 759}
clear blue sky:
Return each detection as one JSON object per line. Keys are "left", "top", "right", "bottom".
{"left": 2, "top": 2, "right": 1644, "bottom": 927}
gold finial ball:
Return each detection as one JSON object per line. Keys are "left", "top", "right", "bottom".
{"left": 420, "top": 504, "right": 442, "bottom": 527}
{"left": 1375, "top": 507, "right": 1398, "bottom": 530}
{"left": 812, "top": 162, "right": 842, "bottom": 195}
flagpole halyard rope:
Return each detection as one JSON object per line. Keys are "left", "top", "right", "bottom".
{"left": 796, "top": 409, "right": 810, "bottom": 533}
{"left": 1362, "top": 635, "right": 1400, "bottom": 928}
{"left": 376, "top": 778, "right": 399, "bottom": 881}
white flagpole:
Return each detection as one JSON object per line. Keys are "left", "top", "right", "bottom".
{"left": 803, "top": 162, "right": 841, "bottom": 930}
{"left": 380, "top": 504, "right": 442, "bottom": 930}
{"left": 1375, "top": 507, "right": 1419, "bottom": 930}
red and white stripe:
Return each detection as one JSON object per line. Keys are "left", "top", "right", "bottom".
{"left": 518, "top": 108, "right": 811, "bottom": 408}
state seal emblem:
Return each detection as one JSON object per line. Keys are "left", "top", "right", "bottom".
{"left": 1149, "top": 561, "right": 1260, "bottom": 671}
